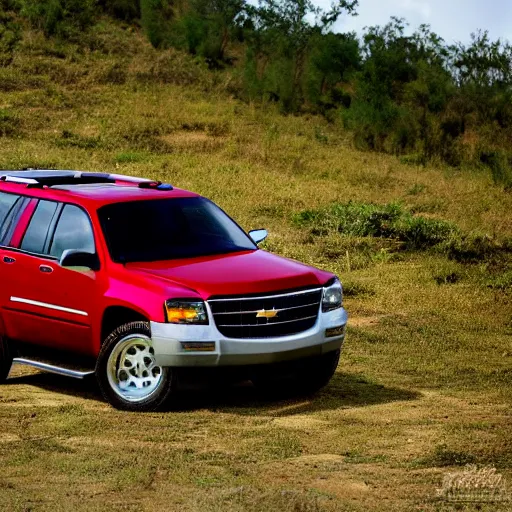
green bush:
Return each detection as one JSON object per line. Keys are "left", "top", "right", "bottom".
{"left": 397, "top": 215, "right": 457, "bottom": 250}
{"left": 99, "top": 0, "right": 139, "bottom": 21}
{"left": 425, "top": 444, "right": 477, "bottom": 467}
{"left": 0, "top": 4, "right": 22, "bottom": 66}
{"left": 486, "top": 270, "right": 512, "bottom": 291}
{"left": 294, "top": 201, "right": 459, "bottom": 251}
{"left": 20, "top": 0, "right": 97, "bottom": 40}
{"left": 480, "top": 150, "right": 512, "bottom": 190}
{"left": 441, "top": 233, "right": 502, "bottom": 263}
{"left": 140, "top": 0, "right": 173, "bottom": 48}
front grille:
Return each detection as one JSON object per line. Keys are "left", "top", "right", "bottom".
{"left": 208, "top": 288, "right": 322, "bottom": 339}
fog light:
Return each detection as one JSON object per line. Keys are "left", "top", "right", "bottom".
{"left": 180, "top": 342, "right": 216, "bottom": 352}
{"left": 325, "top": 325, "right": 346, "bottom": 338}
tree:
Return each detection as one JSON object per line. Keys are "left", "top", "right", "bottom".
{"left": 304, "top": 31, "right": 360, "bottom": 110}
{"left": 178, "top": 0, "right": 246, "bottom": 66}
{"left": 344, "top": 19, "right": 454, "bottom": 156}
{"left": 244, "top": 0, "right": 358, "bottom": 111}
{"left": 450, "top": 31, "right": 512, "bottom": 88}
{"left": 140, "top": 0, "right": 173, "bottom": 48}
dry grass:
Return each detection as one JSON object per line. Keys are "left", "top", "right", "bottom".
{"left": 0, "top": 26, "right": 511, "bottom": 511}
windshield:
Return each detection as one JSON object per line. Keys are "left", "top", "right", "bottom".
{"left": 98, "top": 197, "right": 257, "bottom": 263}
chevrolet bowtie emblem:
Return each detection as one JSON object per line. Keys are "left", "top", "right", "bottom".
{"left": 256, "top": 308, "right": 278, "bottom": 319}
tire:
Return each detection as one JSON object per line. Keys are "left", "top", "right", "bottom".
{"left": 0, "top": 335, "right": 13, "bottom": 383}
{"left": 253, "top": 349, "right": 340, "bottom": 399}
{"left": 96, "top": 321, "right": 175, "bottom": 411}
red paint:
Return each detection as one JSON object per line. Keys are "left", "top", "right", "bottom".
{"left": 0, "top": 174, "right": 336, "bottom": 357}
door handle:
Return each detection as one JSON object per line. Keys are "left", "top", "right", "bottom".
{"left": 39, "top": 265, "right": 54, "bottom": 274}
{"left": 3, "top": 256, "right": 16, "bottom": 264}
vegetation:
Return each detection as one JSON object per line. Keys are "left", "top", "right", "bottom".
{"left": 2, "top": 0, "right": 512, "bottom": 183}
{"left": 294, "top": 202, "right": 459, "bottom": 250}
{"left": 0, "top": 5, "right": 511, "bottom": 511}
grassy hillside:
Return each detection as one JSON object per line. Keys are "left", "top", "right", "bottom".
{"left": 1, "top": 22, "right": 511, "bottom": 511}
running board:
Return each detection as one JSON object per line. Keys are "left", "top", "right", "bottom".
{"left": 12, "top": 358, "right": 95, "bottom": 379}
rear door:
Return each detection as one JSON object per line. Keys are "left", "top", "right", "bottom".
{"left": 2, "top": 199, "right": 100, "bottom": 356}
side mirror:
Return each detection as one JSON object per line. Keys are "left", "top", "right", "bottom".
{"left": 249, "top": 229, "right": 268, "bottom": 245}
{"left": 59, "top": 249, "right": 100, "bottom": 272}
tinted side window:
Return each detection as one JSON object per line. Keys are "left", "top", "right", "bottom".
{"left": 49, "top": 205, "right": 95, "bottom": 259}
{"left": 0, "top": 192, "right": 23, "bottom": 245}
{"left": 21, "top": 200, "right": 59, "bottom": 255}
{"left": 0, "top": 192, "right": 18, "bottom": 225}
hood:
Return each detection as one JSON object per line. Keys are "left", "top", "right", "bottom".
{"left": 125, "top": 250, "right": 332, "bottom": 299}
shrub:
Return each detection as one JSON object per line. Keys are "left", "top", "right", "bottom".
{"left": 99, "top": 0, "right": 139, "bottom": 21}
{"left": 0, "top": 4, "right": 22, "bottom": 66}
{"left": 19, "top": 0, "right": 97, "bottom": 40}
{"left": 441, "top": 233, "right": 503, "bottom": 263}
{"left": 294, "top": 201, "right": 459, "bottom": 251}
{"left": 140, "top": 0, "right": 173, "bottom": 48}
{"left": 486, "top": 270, "right": 512, "bottom": 291}
{"left": 480, "top": 150, "right": 512, "bottom": 190}
{"left": 397, "top": 215, "right": 457, "bottom": 250}
{"left": 426, "top": 444, "right": 477, "bottom": 467}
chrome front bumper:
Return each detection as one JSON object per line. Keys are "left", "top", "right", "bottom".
{"left": 151, "top": 306, "right": 348, "bottom": 367}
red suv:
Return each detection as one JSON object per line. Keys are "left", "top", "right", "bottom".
{"left": 0, "top": 170, "right": 347, "bottom": 411}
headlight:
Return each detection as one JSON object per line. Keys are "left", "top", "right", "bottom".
{"left": 164, "top": 300, "right": 208, "bottom": 324}
{"left": 322, "top": 278, "right": 343, "bottom": 312}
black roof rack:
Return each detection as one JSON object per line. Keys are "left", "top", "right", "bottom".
{"left": 0, "top": 170, "right": 174, "bottom": 191}
{"left": 0, "top": 170, "right": 116, "bottom": 188}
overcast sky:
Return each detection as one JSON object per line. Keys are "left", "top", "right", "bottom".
{"left": 315, "top": 0, "right": 511, "bottom": 45}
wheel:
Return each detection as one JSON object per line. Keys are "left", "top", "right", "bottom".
{"left": 252, "top": 349, "right": 340, "bottom": 399}
{"left": 96, "top": 321, "right": 175, "bottom": 411}
{"left": 0, "top": 335, "right": 13, "bottom": 383}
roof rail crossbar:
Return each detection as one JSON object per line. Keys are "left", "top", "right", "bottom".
{"left": 26, "top": 175, "right": 116, "bottom": 188}
{"left": 0, "top": 176, "right": 39, "bottom": 185}
{"left": 0, "top": 172, "right": 116, "bottom": 188}
{"left": 0, "top": 170, "right": 173, "bottom": 191}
